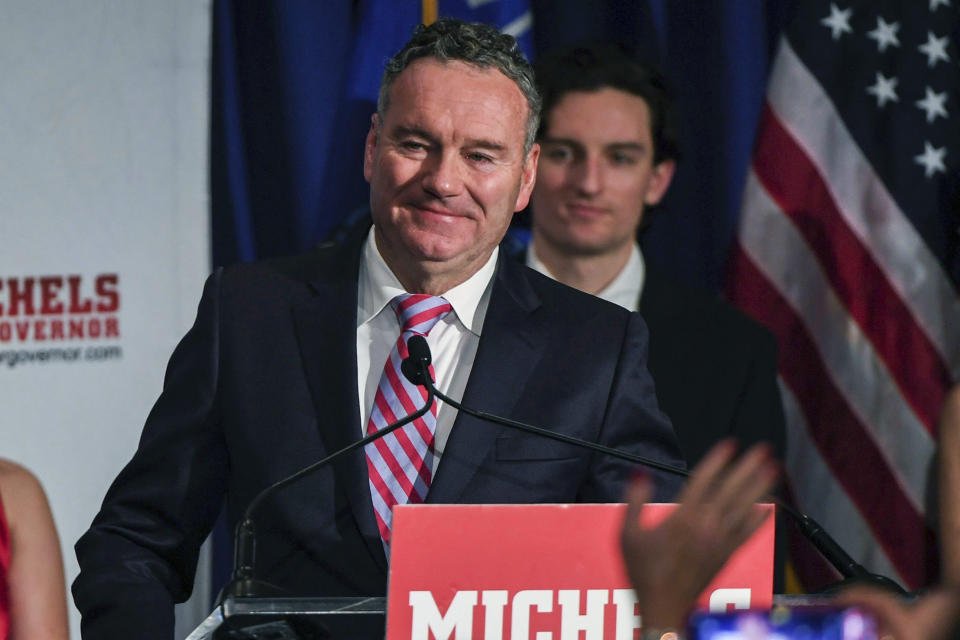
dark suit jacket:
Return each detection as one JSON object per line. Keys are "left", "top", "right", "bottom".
{"left": 72, "top": 223, "right": 684, "bottom": 639}
{"left": 640, "top": 265, "right": 787, "bottom": 592}
{"left": 640, "top": 263, "right": 786, "bottom": 466}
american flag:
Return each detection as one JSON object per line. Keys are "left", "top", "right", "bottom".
{"left": 727, "top": 0, "right": 960, "bottom": 590}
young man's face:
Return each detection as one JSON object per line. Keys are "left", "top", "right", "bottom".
{"left": 531, "top": 88, "right": 674, "bottom": 257}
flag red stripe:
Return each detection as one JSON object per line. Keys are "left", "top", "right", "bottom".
{"left": 728, "top": 244, "right": 928, "bottom": 587}
{"left": 752, "top": 103, "right": 950, "bottom": 435}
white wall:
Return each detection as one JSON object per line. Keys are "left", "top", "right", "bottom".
{"left": 0, "top": 2, "right": 211, "bottom": 637}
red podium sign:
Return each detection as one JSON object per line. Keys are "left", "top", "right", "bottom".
{"left": 386, "top": 503, "right": 774, "bottom": 639}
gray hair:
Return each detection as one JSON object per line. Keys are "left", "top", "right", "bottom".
{"left": 377, "top": 18, "right": 541, "bottom": 156}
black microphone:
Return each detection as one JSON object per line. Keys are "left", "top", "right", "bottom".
{"left": 777, "top": 504, "right": 908, "bottom": 595}
{"left": 220, "top": 378, "right": 436, "bottom": 601}
{"left": 401, "top": 334, "right": 432, "bottom": 386}
{"left": 401, "top": 335, "right": 908, "bottom": 596}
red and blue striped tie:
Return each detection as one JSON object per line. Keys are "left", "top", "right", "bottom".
{"left": 365, "top": 293, "right": 452, "bottom": 549}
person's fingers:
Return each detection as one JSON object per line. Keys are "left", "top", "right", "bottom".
{"left": 834, "top": 586, "right": 909, "bottom": 637}
{"left": 712, "top": 443, "right": 776, "bottom": 508}
{"left": 835, "top": 586, "right": 908, "bottom": 616}
{"left": 678, "top": 439, "right": 738, "bottom": 504}
{"left": 711, "top": 445, "right": 779, "bottom": 529}
{"left": 725, "top": 504, "right": 774, "bottom": 552}
{"left": 675, "top": 443, "right": 777, "bottom": 552}
{"left": 621, "top": 476, "right": 653, "bottom": 539}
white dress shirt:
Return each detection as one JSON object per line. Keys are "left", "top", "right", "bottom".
{"left": 527, "top": 242, "right": 646, "bottom": 312}
{"left": 356, "top": 227, "right": 497, "bottom": 472}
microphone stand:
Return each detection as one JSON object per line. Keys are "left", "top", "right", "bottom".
{"left": 401, "top": 335, "right": 908, "bottom": 596}
{"left": 400, "top": 335, "right": 689, "bottom": 477}
{"left": 774, "top": 502, "right": 908, "bottom": 595}
{"left": 219, "top": 383, "right": 436, "bottom": 601}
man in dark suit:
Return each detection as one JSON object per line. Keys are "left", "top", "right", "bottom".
{"left": 524, "top": 44, "right": 786, "bottom": 467}
{"left": 72, "top": 21, "right": 685, "bottom": 639}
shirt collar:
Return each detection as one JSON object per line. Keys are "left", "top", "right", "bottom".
{"left": 358, "top": 226, "right": 498, "bottom": 335}
{"left": 526, "top": 242, "right": 646, "bottom": 312}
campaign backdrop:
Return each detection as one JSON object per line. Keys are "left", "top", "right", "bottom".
{"left": 0, "top": 2, "right": 211, "bottom": 637}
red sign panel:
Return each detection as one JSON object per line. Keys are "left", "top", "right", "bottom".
{"left": 386, "top": 503, "right": 774, "bottom": 639}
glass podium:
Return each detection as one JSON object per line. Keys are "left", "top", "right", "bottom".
{"left": 186, "top": 596, "right": 386, "bottom": 639}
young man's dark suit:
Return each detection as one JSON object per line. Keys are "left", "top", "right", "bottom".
{"left": 638, "top": 263, "right": 786, "bottom": 466}
{"left": 72, "top": 220, "right": 685, "bottom": 639}
{"left": 639, "top": 263, "right": 787, "bottom": 592}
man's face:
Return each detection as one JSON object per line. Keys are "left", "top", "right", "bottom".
{"left": 364, "top": 58, "right": 538, "bottom": 289}
{"left": 531, "top": 88, "right": 674, "bottom": 257}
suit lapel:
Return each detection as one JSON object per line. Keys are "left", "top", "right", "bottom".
{"left": 291, "top": 222, "right": 387, "bottom": 572}
{"left": 291, "top": 237, "right": 548, "bottom": 548}
{"left": 428, "top": 257, "right": 548, "bottom": 503}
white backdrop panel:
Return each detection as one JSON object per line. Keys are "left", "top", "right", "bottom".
{"left": 0, "top": 2, "right": 211, "bottom": 637}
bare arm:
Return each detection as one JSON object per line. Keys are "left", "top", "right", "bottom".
{"left": 940, "top": 386, "right": 960, "bottom": 585}
{"left": 1, "top": 461, "right": 69, "bottom": 640}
